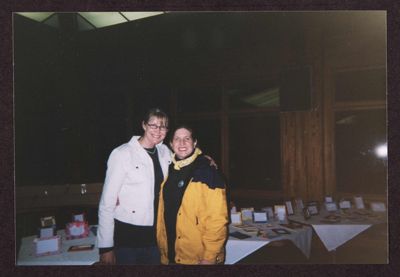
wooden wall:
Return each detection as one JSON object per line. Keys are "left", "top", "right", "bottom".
{"left": 280, "top": 13, "right": 386, "bottom": 202}
{"left": 279, "top": 18, "right": 324, "bottom": 201}
{"left": 281, "top": 111, "right": 324, "bottom": 201}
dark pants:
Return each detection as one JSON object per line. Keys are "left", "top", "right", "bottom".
{"left": 114, "top": 246, "right": 161, "bottom": 265}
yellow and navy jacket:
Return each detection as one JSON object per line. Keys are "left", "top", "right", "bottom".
{"left": 156, "top": 156, "right": 228, "bottom": 264}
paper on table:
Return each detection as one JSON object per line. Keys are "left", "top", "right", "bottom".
{"left": 339, "top": 200, "right": 351, "bottom": 209}
{"left": 285, "top": 201, "right": 294, "bottom": 215}
{"left": 73, "top": 214, "right": 85, "bottom": 222}
{"left": 325, "top": 202, "right": 338, "bottom": 212}
{"left": 40, "top": 227, "right": 55, "bottom": 238}
{"left": 370, "top": 202, "right": 386, "bottom": 212}
{"left": 354, "top": 196, "right": 365, "bottom": 209}
{"left": 231, "top": 212, "right": 242, "bottom": 225}
{"left": 274, "top": 205, "right": 287, "bottom": 221}
{"left": 241, "top": 208, "right": 254, "bottom": 221}
{"left": 253, "top": 212, "right": 268, "bottom": 223}
{"left": 325, "top": 196, "right": 333, "bottom": 202}
{"left": 295, "top": 199, "right": 304, "bottom": 211}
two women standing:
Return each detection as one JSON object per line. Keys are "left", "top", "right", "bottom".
{"left": 97, "top": 108, "right": 228, "bottom": 265}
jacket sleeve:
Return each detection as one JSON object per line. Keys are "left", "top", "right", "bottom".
{"left": 97, "top": 148, "right": 127, "bottom": 248}
{"left": 200, "top": 184, "right": 229, "bottom": 263}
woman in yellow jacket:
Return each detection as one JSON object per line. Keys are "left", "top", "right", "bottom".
{"left": 157, "top": 125, "right": 228, "bottom": 265}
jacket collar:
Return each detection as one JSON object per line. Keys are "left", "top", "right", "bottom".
{"left": 128, "top": 135, "right": 164, "bottom": 148}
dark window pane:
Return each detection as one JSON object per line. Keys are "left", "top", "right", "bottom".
{"left": 171, "top": 119, "right": 221, "bottom": 167}
{"left": 335, "top": 68, "right": 386, "bottom": 102}
{"left": 15, "top": 87, "right": 128, "bottom": 186}
{"left": 335, "top": 109, "right": 387, "bottom": 193}
{"left": 176, "top": 88, "right": 221, "bottom": 113}
{"left": 227, "top": 80, "right": 279, "bottom": 110}
{"left": 229, "top": 114, "right": 281, "bottom": 190}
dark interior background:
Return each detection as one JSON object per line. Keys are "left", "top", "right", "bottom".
{"left": 14, "top": 12, "right": 386, "bottom": 193}
{"left": 14, "top": 12, "right": 388, "bottom": 263}
{"left": 14, "top": 12, "right": 300, "bottom": 187}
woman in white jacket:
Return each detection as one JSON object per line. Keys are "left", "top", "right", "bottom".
{"left": 97, "top": 108, "right": 171, "bottom": 264}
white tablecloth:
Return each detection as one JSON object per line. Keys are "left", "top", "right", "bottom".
{"left": 225, "top": 240, "right": 270, "bottom": 264}
{"left": 289, "top": 211, "right": 386, "bottom": 252}
{"left": 312, "top": 224, "right": 370, "bottom": 251}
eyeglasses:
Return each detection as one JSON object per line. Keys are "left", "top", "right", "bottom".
{"left": 146, "top": 123, "right": 168, "bottom": 132}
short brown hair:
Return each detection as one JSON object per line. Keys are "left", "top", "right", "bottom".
{"left": 143, "top": 108, "right": 169, "bottom": 127}
{"left": 170, "top": 124, "right": 197, "bottom": 143}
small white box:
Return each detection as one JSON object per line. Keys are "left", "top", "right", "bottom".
{"left": 307, "top": 204, "right": 319, "bottom": 215}
{"left": 339, "top": 200, "right": 351, "bottom": 209}
{"left": 274, "top": 205, "right": 287, "bottom": 221}
{"left": 325, "top": 202, "right": 338, "bottom": 212}
{"left": 285, "top": 201, "right": 294, "bottom": 215}
{"left": 325, "top": 196, "right": 333, "bottom": 203}
{"left": 240, "top": 208, "right": 254, "bottom": 222}
{"left": 230, "top": 212, "right": 242, "bottom": 225}
{"left": 253, "top": 211, "right": 268, "bottom": 223}
{"left": 39, "top": 226, "right": 56, "bottom": 238}
{"left": 33, "top": 235, "right": 61, "bottom": 257}
{"left": 370, "top": 202, "right": 386, "bottom": 212}
{"left": 354, "top": 196, "right": 365, "bottom": 209}
{"left": 295, "top": 199, "right": 304, "bottom": 211}
{"left": 73, "top": 213, "right": 85, "bottom": 222}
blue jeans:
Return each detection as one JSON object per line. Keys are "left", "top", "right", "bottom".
{"left": 114, "top": 246, "right": 161, "bottom": 265}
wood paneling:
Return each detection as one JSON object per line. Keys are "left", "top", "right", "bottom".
{"left": 281, "top": 111, "right": 324, "bottom": 201}
{"left": 280, "top": 23, "right": 326, "bottom": 201}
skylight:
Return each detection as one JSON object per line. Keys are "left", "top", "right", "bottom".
{"left": 121, "top": 12, "right": 164, "bottom": 21}
{"left": 17, "top": 12, "right": 54, "bottom": 22}
{"left": 15, "top": 12, "right": 167, "bottom": 30}
{"left": 78, "top": 12, "right": 127, "bottom": 28}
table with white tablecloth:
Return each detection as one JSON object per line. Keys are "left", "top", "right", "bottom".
{"left": 17, "top": 228, "right": 99, "bottom": 266}
{"left": 17, "top": 222, "right": 312, "bottom": 265}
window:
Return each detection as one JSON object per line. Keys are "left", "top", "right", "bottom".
{"left": 334, "top": 67, "right": 387, "bottom": 194}
{"left": 227, "top": 80, "right": 279, "bottom": 110}
{"left": 334, "top": 68, "right": 386, "bottom": 102}
{"left": 335, "top": 110, "right": 386, "bottom": 194}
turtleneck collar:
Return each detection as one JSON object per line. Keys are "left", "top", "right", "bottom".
{"left": 172, "top": 148, "right": 202, "bottom": 170}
